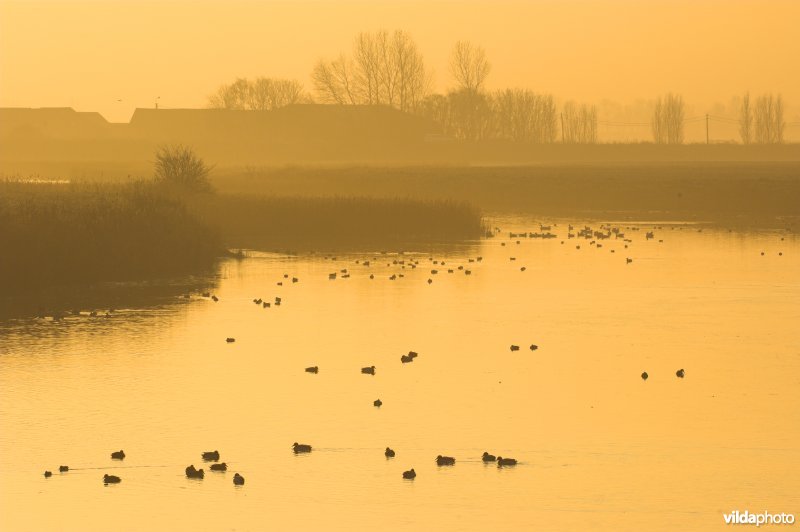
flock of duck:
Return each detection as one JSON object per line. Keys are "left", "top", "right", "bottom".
{"left": 43, "top": 448, "right": 245, "bottom": 487}
{"left": 42, "top": 443, "right": 519, "bottom": 485}
{"left": 35, "top": 221, "right": 730, "bottom": 487}
{"left": 30, "top": 222, "right": 786, "bottom": 323}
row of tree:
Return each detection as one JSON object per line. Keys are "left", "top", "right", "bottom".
{"left": 739, "top": 93, "right": 785, "bottom": 144}
{"left": 206, "top": 31, "right": 788, "bottom": 145}
{"left": 208, "top": 77, "right": 306, "bottom": 111}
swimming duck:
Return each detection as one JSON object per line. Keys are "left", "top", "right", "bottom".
{"left": 374, "top": 399, "right": 382, "bottom": 407}
{"left": 641, "top": 372, "right": 649, "bottom": 381}
{"left": 59, "top": 465, "right": 69, "bottom": 472}
{"left": 305, "top": 366, "right": 319, "bottom": 373}
{"left": 436, "top": 455, "right": 456, "bottom": 466}
{"left": 210, "top": 463, "right": 227, "bottom": 472}
{"left": 202, "top": 450, "right": 220, "bottom": 461}
{"left": 361, "top": 366, "right": 376, "bottom": 375}
{"left": 510, "top": 345, "right": 520, "bottom": 352}
{"left": 403, "top": 468, "right": 416, "bottom": 479}
{"left": 482, "top": 452, "right": 496, "bottom": 462}
{"left": 44, "top": 470, "right": 52, "bottom": 478}
{"left": 293, "top": 442, "right": 312, "bottom": 453}
{"left": 226, "top": 338, "right": 235, "bottom": 343}
{"left": 385, "top": 447, "right": 395, "bottom": 458}
{"left": 103, "top": 474, "right": 121, "bottom": 484}
{"left": 233, "top": 473, "right": 245, "bottom": 485}
{"left": 111, "top": 450, "right": 125, "bottom": 460}
{"left": 400, "top": 354, "right": 413, "bottom": 363}
{"left": 497, "top": 457, "right": 517, "bottom": 466}
{"left": 676, "top": 369, "right": 685, "bottom": 378}
{"left": 185, "top": 465, "right": 204, "bottom": 479}
{"left": 529, "top": 344, "right": 538, "bottom": 351}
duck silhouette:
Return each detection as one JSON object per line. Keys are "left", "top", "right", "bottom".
{"left": 293, "top": 442, "right": 312, "bottom": 453}
{"left": 233, "top": 473, "right": 245, "bottom": 485}
{"left": 361, "top": 366, "right": 376, "bottom": 375}
{"left": 59, "top": 465, "right": 69, "bottom": 472}
{"left": 510, "top": 345, "right": 520, "bottom": 352}
{"left": 202, "top": 450, "right": 220, "bottom": 461}
{"left": 436, "top": 455, "right": 456, "bottom": 466}
{"left": 111, "top": 450, "right": 125, "bottom": 460}
{"left": 103, "top": 474, "right": 121, "bottom": 484}
{"left": 641, "top": 372, "right": 649, "bottom": 381}
{"left": 373, "top": 399, "right": 383, "bottom": 407}
{"left": 402, "top": 468, "right": 416, "bottom": 479}
{"left": 385, "top": 447, "right": 395, "bottom": 458}
{"left": 482, "top": 452, "right": 496, "bottom": 462}
{"left": 676, "top": 369, "right": 685, "bottom": 378}
{"left": 497, "top": 457, "right": 517, "bottom": 466}
{"left": 210, "top": 463, "right": 227, "bottom": 472}
{"left": 44, "top": 470, "right": 52, "bottom": 478}
{"left": 185, "top": 465, "right": 204, "bottom": 479}
{"left": 305, "top": 366, "right": 319, "bottom": 374}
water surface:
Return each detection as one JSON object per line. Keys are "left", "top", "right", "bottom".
{"left": 1, "top": 218, "right": 798, "bottom": 531}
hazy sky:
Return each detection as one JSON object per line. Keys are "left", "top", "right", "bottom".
{"left": 1, "top": 0, "right": 798, "bottom": 122}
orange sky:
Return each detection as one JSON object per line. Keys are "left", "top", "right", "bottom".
{"left": 1, "top": 0, "right": 798, "bottom": 123}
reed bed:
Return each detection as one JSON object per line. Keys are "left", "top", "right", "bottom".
{"left": 0, "top": 180, "right": 484, "bottom": 290}
{"left": 0, "top": 180, "right": 221, "bottom": 291}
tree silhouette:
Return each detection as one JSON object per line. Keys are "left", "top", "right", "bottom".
{"left": 754, "top": 93, "right": 784, "bottom": 144}
{"left": 651, "top": 93, "right": 684, "bottom": 144}
{"left": 208, "top": 78, "right": 305, "bottom": 110}
{"left": 739, "top": 92, "right": 753, "bottom": 144}
{"left": 562, "top": 101, "right": 598, "bottom": 144}
{"left": 312, "top": 30, "right": 430, "bottom": 111}
{"left": 449, "top": 41, "right": 491, "bottom": 93}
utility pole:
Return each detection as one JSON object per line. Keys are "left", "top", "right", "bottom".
{"left": 706, "top": 113, "right": 709, "bottom": 144}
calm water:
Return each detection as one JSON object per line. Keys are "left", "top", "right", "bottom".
{"left": 1, "top": 217, "right": 798, "bottom": 531}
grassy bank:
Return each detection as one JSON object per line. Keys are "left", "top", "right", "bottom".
{"left": 192, "top": 194, "right": 483, "bottom": 250}
{"left": 212, "top": 162, "right": 800, "bottom": 225}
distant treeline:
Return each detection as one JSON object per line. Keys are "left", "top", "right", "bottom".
{"left": 208, "top": 30, "right": 792, "bottom": 145}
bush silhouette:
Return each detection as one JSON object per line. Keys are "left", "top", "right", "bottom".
{"left": 154, "top": 145, "right": 213, "bottom": 192}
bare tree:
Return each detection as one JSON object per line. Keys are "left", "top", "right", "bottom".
{"left": 446, "top": 88, "right": 493, "bottom": 141}
{"left": 562, "top": 101, "right": 598, "bottom": 143}
{"left": 449, "top": 41, "right": 491, "bottom": 93}
{"left": 492, "top": 89, "right": 557, "bottom": 143}
{"left": 311, "top": 55, "right": 360, "bottom": 105}
{"left": 392, "top": 30, "right": 431, "bottom": 112}
{"left": 209, "top": 77, "right": 305, "bottom": 110}
{"left": 419, "top": 93, "right": 452, "bottom": 133}
{"left": 739, "top": 92, "right": 753, "bottom": 144}
{"left": 754, "top": 93, "right": 785, "bottom": 144}
{"left": 651, "top": 93, "right": 684, "bottom": 144}
{"left": 208, "top": 78, "right": 250, "bottom": 110}
{"left": 312, "top": 30, "right": 431, "bottom": 111}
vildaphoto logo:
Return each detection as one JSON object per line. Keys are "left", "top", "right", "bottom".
{"left": 724, "top": 511, "right": 795, "bottom": 526}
